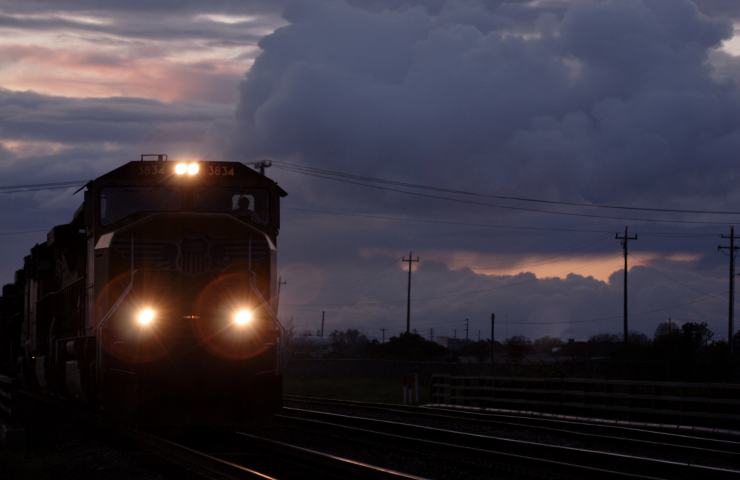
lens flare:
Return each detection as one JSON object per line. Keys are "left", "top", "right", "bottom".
{"left": 233, "top": 309, "right": 253, "bottom": 326}
{"left": 174, "top": 163, "right": 187, "bottom": 175}
{"left": 136, "top": 308, "right": 156, "bottom": 326}
{"left": 187, "top": 162, "right": 200, "bottom": 175}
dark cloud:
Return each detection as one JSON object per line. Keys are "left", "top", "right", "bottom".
{"left": 236, "top": 0, "right": 735, "bottom": 205}
{"left": 278, "top": 240, "right": 727, "bottom": 341}
{"left": 0, "top": 89, "right": 231, "bottom": 144}
{"left": 694, "top": 0, "right": 740, "bottom": 19}
{"left": 0, "top": 12, "right": 273, "bottom": 44}
{"left": 0, "top": 0, "right": 283, "bottom": 15}
{"left": 234, "top": 0, "right": 740, "bottom": 339}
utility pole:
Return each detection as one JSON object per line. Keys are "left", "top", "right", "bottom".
{"left": 250, "top": 159, "right": 272, "bottom": 175}
{"left": 402, "top": 251, "right": 420, "bottom": 334}
{"left": 719, "top": 226, "right": 740, "bottom": 353}
{"left": 490, "top": 313, "right": 495, "bottom": 374}
{"left": 616, "top": 226, "right": 638, "bottom": 344}
{"left": 320, "top": 311, "right": 325, "bottom": 337}
{"left": 453, "top": 329, "right": 457, "bottom": 339}
{"left": 465, "top": 318, "right": 469, "bottom": 342}
{"left": 381, "top": 328, "right": 386, "bottom": 343}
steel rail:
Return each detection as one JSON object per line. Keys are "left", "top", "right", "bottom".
{"left": 278, "top": 407, "right": 740, "bottom": 480}
{"left": 235, "top": 432, "right": 428, "bottom": 479}
{"left": 127, "top": 430, "right": 276, "bottom": 480}
{"left": 283, "top": 397, "right": 740, "bottom": 464}
{"left": 425, "top": 402, "right": 740, "bottom": 439}
{"left": 284, "top": 394, "right": 740, "bottom": 449}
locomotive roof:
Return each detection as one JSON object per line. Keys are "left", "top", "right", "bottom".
{"left": 91, "top": 160, "right": 287, "bottom": 197}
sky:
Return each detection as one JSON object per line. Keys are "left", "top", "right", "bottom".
{"left": 2, "top": 0, "right": 740, "bottom": 342}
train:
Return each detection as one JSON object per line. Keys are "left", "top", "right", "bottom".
{"left": 0, "top": 155, "right": 287, "bottom": 427}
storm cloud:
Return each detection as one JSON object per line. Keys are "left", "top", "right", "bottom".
{"left": 234, "top": 0, "right": 740, "bottom": 340}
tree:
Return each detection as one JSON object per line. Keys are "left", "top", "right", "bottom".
{"left": 654, "top": 320, "right": 680, "bottom": 339}
{"left": 372, "top": 332, "right": 447, "bottom": 360}
{"left": 504, "top": 336, "right": 531, "bottom": 364}
{"left": 681, "top": 322, "right": 713, "bottom": 351}
{"left": 328, "top": 329, "right": 369, "bottom": 357}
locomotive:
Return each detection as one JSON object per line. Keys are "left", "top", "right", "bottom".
{"left": 0, "top": 155, "right": 286, "bottom": 426}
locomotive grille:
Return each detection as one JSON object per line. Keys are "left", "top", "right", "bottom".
{"left": 111, "top": 240, "right": 177, "bottom": 270}
{"left": 111, "top": 237, "right": 269, "bottom": 274}
{"left": 181, "top": 237, "right": 208, "bottom": 275}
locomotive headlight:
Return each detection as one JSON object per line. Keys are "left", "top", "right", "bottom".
{"left": 186, "top": 162, "right": 200, "bottom": 176}
{"left": 174, "top": 162, "right": 188, "bottom": 175}
{"left": 136, "top": 307, "right": 156, "bottom": 327}
{"left": 233, "top": 309, "right": 253, "bottom": 327}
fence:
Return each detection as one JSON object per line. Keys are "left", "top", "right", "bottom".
{"left": 430, "top": 375, "right": 740, "bottom": 429}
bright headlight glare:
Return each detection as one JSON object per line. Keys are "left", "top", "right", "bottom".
{"left": 233, "top": 309, "right": 253, "bottom": 326}
{"left": 187, "top": 162, "right": 200, "bottom": 175}
{"left": 174, "top": 163, "right": 188, "bottom": 175}
{"left": 136, "top": 308, "right": 156, "bottom": 327}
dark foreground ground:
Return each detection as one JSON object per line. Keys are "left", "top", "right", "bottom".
{"left": 0, "top": 416, "right": 167, "bottom": 480}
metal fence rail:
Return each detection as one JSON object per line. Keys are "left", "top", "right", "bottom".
{"left": 430, "top": 375, "right": 740, "bottom": 429}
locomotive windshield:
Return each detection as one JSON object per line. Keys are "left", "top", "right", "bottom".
{"left": 100, "top": 186, "right": 270, "bottom": 225}
{"left": 100, "top": 186, "right": 179, "bottom": 225}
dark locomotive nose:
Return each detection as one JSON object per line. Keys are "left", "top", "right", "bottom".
{"left": 98, "top": 211, "right": 278, "bottom": 359}
{"left": 1, "top": 158, "right": 286, "bottom": 428}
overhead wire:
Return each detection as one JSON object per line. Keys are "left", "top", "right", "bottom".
{"left": 0, "top": 180, "right": 87, "bottom": 194}
{"left": 272, "top": 161, "right": 740, "bottom": 216}
{"left": 274, "top": 163, "right": 738, "bottom": 225}
{"left": 284, "top": 206, "right": 720, "bottom": 238}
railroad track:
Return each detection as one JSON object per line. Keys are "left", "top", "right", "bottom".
{"left": 280, "top": 398, "right": 740, "bottom": 479}
{"left": 136, "top": 428, "right": 425, "bottom": 480}
{"left": 284, "top": 394, "right": 740, "bottom": 452}
{"left": 131, "top": 430, "right": 276, "bottom": 480}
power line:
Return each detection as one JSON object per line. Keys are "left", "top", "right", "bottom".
{"left": 272, "top": 161, "right": 740, "bottom": 217}
{"left": 0, "top": 180, "right": 87, "bottom": 193}
{"left": 274, "top": 165, "right": 735, "bottom": 225}
{"left": 285, "top": 206, "right": 614, "bottom": 235}
{"left": 285, "top": 206, "right": 722, "bottom": 240}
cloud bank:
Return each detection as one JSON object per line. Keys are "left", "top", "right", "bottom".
{"left": 234, "top": 0, "right": 740, "bottom": 340}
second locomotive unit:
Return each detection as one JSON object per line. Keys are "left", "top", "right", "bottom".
{"left": 0, "top": 155, "right": 286, "bottom": 426}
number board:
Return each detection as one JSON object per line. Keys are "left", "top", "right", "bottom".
{"left": 207, "top": 165, "right": 235, "bottom": 176}
{"left": 137, "top": 164, "right": 166, "bottom": 176}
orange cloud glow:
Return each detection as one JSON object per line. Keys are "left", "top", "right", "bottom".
{"left": 0, "top": 44, "right": 249, "bottom": 103}
{"left": 361, "top": 248, "right": 701, "bottom": 282}
{"left": 431, "top": 250, "right": 701, "bottom": 282}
